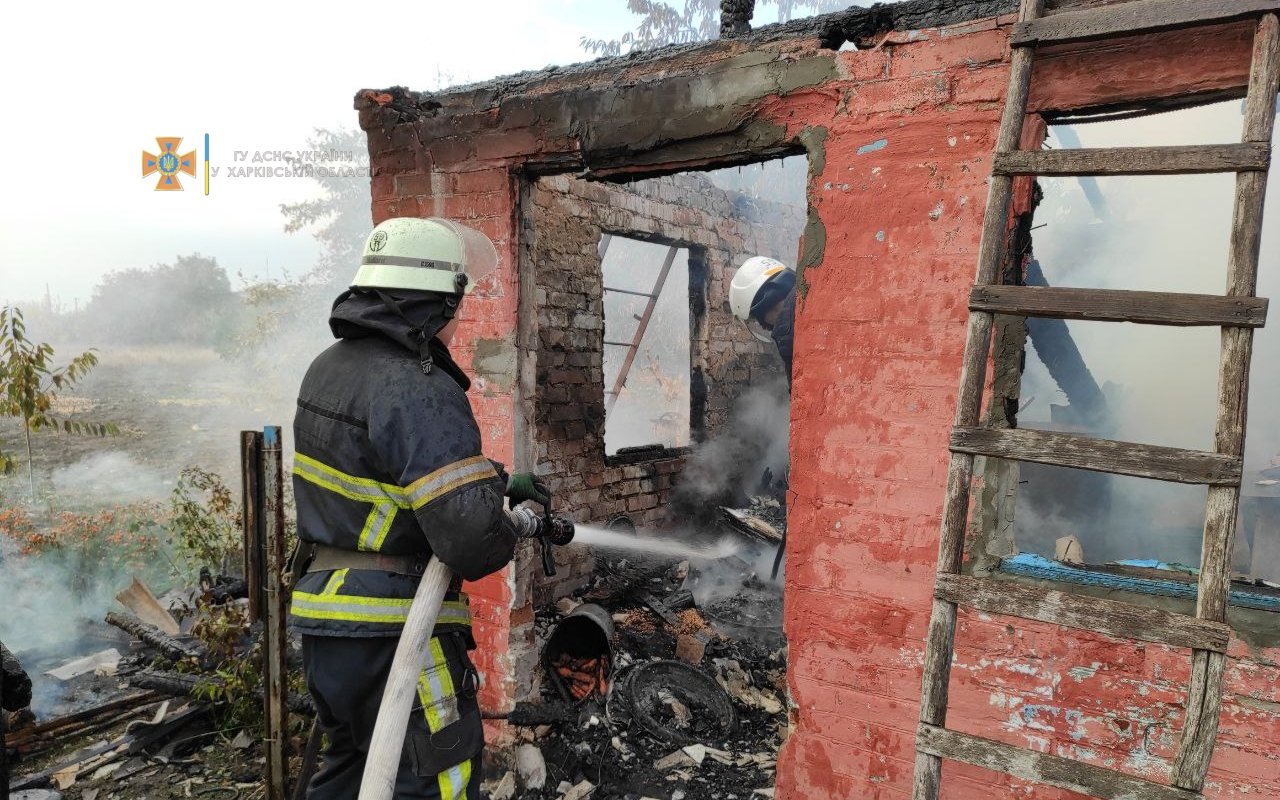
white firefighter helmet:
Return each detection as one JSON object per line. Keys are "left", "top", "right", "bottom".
{"left": 730, "top": 255, "right": 793, "bottom": 322}
{"left": 729, "top": 256, "right": 792, "bottom": 322}
{"left": 351, "top": 217, "right": 498, "bottom": 295}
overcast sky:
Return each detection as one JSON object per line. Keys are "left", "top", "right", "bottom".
{"left": 0, "top": 1, "right": 667, "bottom": 304}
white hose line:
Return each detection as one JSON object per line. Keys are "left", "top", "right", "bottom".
{"left": 357, "top": 556, "right": 455, "bottom": 800}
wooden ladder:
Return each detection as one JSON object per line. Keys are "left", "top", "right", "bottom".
{"left": 912, "top": 1, "right": 1280, "bottom": 798}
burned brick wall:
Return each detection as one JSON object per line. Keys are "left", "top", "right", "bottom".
{"left": 518, "top": 171, "right": 804, "bottom": 592}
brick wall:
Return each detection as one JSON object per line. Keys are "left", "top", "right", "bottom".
{"left": 504, "top": 171, "right": 803, "bottom": 697}
{"left": 359, "top": 9, "right": 1280, "bottom": 793}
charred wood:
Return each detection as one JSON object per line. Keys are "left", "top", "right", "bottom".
{"left": 11, "top": 705, "right": 208, "bottom": 792}
{"left": 131, "top": 668, "right": 315, "bottom": 716}
{"left": 8, "top": 692, "right": 165, "bottom": 755}
{"left": 483, "top": 700, "right": 576, "bottom": 726}
{"left": 720, "top": 0, "right": 756, "bottom": 36}
{"left": 104, "top": 611, "right": 213, "bottom": 668}
{"left": 1024, "top": 259, "right": 1109, "bottom": 428}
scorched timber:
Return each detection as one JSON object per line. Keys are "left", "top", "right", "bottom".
{"left": 132, "top": 668, "right": 316, "bottom": 715}
{"left": 105, "top": 611, "right": 212, "bottom": 667}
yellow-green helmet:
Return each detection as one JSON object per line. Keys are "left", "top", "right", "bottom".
{"left": 352, "top": 217, "right": 498, "bottom": 295}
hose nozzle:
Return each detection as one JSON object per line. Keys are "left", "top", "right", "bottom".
{"left": 545, "top": 516, "right": 575, "bottom": 546}
{"left": 508, "top": 506, "right": 576, "bottom": 576}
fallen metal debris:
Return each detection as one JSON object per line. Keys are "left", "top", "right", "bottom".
{"left": 543, "top": 603, "right": 615, "bottom": 702}
{"left": 620, "top": 660, "right": 737, "bottom": 746}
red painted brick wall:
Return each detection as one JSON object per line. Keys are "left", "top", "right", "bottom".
{"left": 776, "top": 18, "right": 1280, "bottom": 800}
{"left": 360, "top": 12, "right": 1280, "bottom": 792}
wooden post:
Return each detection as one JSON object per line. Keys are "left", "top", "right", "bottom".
{"left": 261, "top": 426, "right": 288, "bottom": 800}
{"left": 241, "top": 431, "right": 265, "bottom": 622}
{"left": 1172, "top": 12, "right": 1280, "bottom": 791}
{"left": 912, "top": 2, "right": 1044, "bottom": 798}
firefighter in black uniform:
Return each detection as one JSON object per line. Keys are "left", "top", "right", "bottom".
{"left": 729, "top": 256, "right": 796, "bottom": 387}
{"left": 290, "top": 217, "right": 548, "bottom": 800}
{"left": 729, "top": 257, "right": 797, "bottom": 579}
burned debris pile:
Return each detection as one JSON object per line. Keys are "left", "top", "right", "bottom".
{"left": 485, "top": 513, "right": 788, "bottom": 800}
{"left": 6, "top": 575, "right": 291, "bottom": 800}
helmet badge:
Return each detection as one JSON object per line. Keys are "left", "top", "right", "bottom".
{"left": 369, "top": 231, "right": 388, "bottom": 252}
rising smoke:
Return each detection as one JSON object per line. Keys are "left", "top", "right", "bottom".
{"left": 1016, "top": 101, "right": 1280, "bottom": 575}
{"left": 670, "top": 380, "right": 792, "bottom": 529}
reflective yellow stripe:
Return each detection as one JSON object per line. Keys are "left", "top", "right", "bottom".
{"left": 406, "top": 456, "right": 498, "bottom": 510}
{"left": 291, "top": 593, "right": 471, "bottom": 626}
{"left": 295, "top": 453, "right": 497, "bottom": 551}
{"left": 438, "top": 758, "right": 472, "bottom": 800}
{"left": 359, "top": 502, "right": 398, "bottom": 552}
{"left": 294, "top": 453, "right": 409, "bottom": 507}
{"left": 417, "top": 646, "right": 447, "bottom": 732}
{"left": 321, "top": 569, "right": 347, "bottom": 595}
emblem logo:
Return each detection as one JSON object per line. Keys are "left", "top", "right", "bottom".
{"left": 142, "top": 137, "right": 197, "bottom": 191}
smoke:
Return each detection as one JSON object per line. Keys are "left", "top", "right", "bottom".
{"left": 1015, "top": 100, "right": 1280, "bottom": 576}
{"left": 0, "top": 534, "right": 129, "bottom": 658}
{"left": 671, "top": 381, "right": 791, "bottom": 525}
{"left": 50, "top": 451, "right": 172, "bottom": 504}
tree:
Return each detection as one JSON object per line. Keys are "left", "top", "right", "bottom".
{"left": 582, "top": 0, "right": 857, "bottom": 56}
{"left": 0, "top": 306, "right": 116, "bottom": 501}
{"left": 222, "top": 128, "right": 372, "bottom": 367}
{"left": 279, "top": 128, "right": 373, "bottom": 290}
{"left": 78, "top": 254, "right": 240, "bottom": 348}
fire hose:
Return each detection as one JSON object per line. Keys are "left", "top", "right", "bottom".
{"left": 357, "top": 502, "right": 574, "bottom": 800}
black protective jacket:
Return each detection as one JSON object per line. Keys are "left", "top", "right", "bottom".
{"left": 771, "top": 286, "right": 796, "bottom": 388}
{"left": 289, "top": 290, "right": 517, "bottom": 639}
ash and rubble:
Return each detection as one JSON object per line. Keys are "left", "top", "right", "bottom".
{"left": 484, "top": 507, "right": 789, "bottom": 800}
{"left": 5, "top": 576, "right": 288, "bottom": 800}
{"left": 6, "top": 502, "right": 790, "bottom": 800}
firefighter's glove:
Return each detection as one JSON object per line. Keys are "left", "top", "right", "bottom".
{"left": 507, "top": 473, "right": 551, "bottom": 507}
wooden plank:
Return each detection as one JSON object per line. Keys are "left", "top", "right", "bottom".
{"left": 720, "top": 507, "right": 784, "bottom": 543}
{"left": 913, "top": 3, "right": 1044, "bottom": 795}
{"left": 969, "top": 285, "right": 1269, "bottom": 327}
{"left": 1175, "top": 13, "right": 1280, "bottom": 792}
{"left": 1174, "top": 649, "right": 1228, "bottom": 789}
{"left": 936, "top": 574, "right": 1230, "bottom": 651}
{"left": 993, "top": 143, "right": 1270, "bottom": 176}
{"left": 950, "top": 427, "right": 1242, "bottom": 485}
{"left": 916, "top": 724, "right": 1202, "bottom": 800}
{"left": 1013, "top": 0, "right": 1280, "bottom": 45}
{"left": 241, "top": 430, "right": 264, "bottom": 623}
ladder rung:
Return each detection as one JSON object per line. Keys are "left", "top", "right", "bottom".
{"left": 935, "top": 574, "right": 1230, "bottom": 652}
{"left": 970, "top": 285, "right": 1269, "bottom": 327}
{"left": 950, "top": 427, "right": 1241, "bottom": 485}
{"left": 603, "top": 286, "right": 656, "bottom": 298}
{"left": 1013, "top": 0, "right": 1280, "bottom": 46}
{"left": 915, "top": 724, "right": 1202, "bottom": 800}
{"left": 993, "top": 143, "right": 1270, "bottom": 176}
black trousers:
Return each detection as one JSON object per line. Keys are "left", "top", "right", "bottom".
{"left": 302, "top": 633, "right": 483, "bottom": 800}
